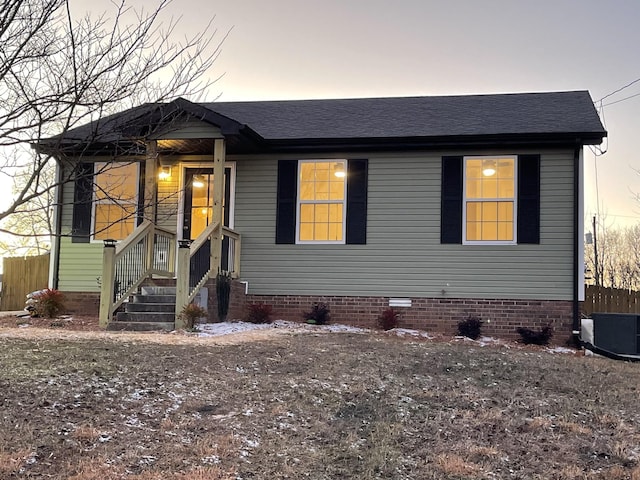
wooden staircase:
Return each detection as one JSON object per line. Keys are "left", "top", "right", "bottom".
{"left": 107, "top": 285, "right": 176, "bottom": 331}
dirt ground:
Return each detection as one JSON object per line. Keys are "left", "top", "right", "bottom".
{"left": 1, "top": 313, "right": 639, "bottom": 479}
{"left": 0, "top": 313, "right": 293, "bottom": 345}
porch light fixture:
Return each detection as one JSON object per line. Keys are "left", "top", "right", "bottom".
{"left": 482, "top": 160, "right": 496, "bottom": 177}
{"left": 334, "top": 162, "right": 346, "bottom": 178}
{"left": 158, "top": 166, "right": 171, "bottom": 180}
{"left": 192, "top": 175, "right": 205, "bottom": 188}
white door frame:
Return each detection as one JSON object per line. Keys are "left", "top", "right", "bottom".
{"left": 176, "top": 161, "right": 236, "bottom": 241}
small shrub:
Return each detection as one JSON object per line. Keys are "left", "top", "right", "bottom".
{"left": 246, "top": 303, "right": 273, "bottom": 324}
{"left": 457, "top": 315, "right": 482, "bottom": 340}
{"left": 178, "top": 303, "right": 208, "bottom": 330}
{"left": 377, "top": 307, "right": 400, "bottom": 330}
{"left": 303, "top": 302, "right": 330, "bottom": 325}
{"left": 517, "top": 325, "right": 553, "bottom": 345}
{"left": 32, "top": 288, "right": 66, "bottom": 318}
{"left": 216, "top": 271, "right": 232, "bottom": 322}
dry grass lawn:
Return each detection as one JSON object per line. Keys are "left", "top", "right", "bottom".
{"left": 0, "top": 324, "right": 639, "bottom": 479}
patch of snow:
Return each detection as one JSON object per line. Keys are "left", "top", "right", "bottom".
{"left": 546, "top": 346, "right": 576, "bottom": 354}
{"left": 390, "top": 328, "right": 433, "bottom": 338}
{"left": 245, "top": 438, "right": 260, "bottom": 448}
{"left": 198, "top": 321, "right": 273, "bottom": 337}
{"left": 322, "top": 324, "right": 368, "bottom": 333}
{"left": 202, "top": 455, "right": 221, "bottom": 465}
{"left": 196, "top": 320, "right": 368, "bottom": 338}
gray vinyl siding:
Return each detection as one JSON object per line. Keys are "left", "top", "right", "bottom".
{"left": 57, "top": 157, "right": 143, "bottom": 292}
{"left": 57, "top": 163, "right": 103, "bottom": 292}
{"left": 234, "top": 149, "right": 575, "bottom": 300}
{"left": 156, "top": 168, "right": 180, "bottom": 231}
{"left": 151, "top": 120, "right": 222, "bottom": 139}
{"left": 55, "top": 148, "right": 576, "bottom": 299}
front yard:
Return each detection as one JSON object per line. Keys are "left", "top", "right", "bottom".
{"left": 0, "top": 324, "right": 639, "bottom": 479}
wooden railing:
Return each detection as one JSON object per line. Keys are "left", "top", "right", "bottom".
{"left": 99, "top": 220, "right": 176, "bottom": 327}
{"left": 584, "top": 285, "right": 640, "bottom": 315}
{"left": 222, "top": 226, "right": 242, "bottom": 279}
{"left": 174, "top": 222, "right": 242, "bottom": 328}
{"left": 99, "top": 219, "right": 241, "bottom": 329}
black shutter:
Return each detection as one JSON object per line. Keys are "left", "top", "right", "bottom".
{"left": 346, "top": 159, "right": 368, "bottom": 244}
{"left": 71, "top": 162, "right": 94, "bottom": 243}
{"left": 137, "top": 161, "right": 146, "bottom": 226}
{"left": 517, "top": 154, "right": 541, "bottom": 244}
{"left": 275, "top": 160, "right": 297, "bottom": 244}
{"left": 441, "top": 156, "right": 463, "bottom": 244}
{"left": 221, "top": 167, "right": 232, "bottom": 271}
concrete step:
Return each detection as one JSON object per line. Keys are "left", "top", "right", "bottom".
{"left": 132, "top": 294, "right": 176, "bottom": 304}
{"left": 106, "top": 321, "right": 174, "bottom": 332}
{"left": 116, "top": 311, "right": 175, "bottom": 322}
{"left": 125, "top": 302, "right": 175, "bottom": 313}
{"left": 141, "top": 286, "right": 176, "bottom": 296}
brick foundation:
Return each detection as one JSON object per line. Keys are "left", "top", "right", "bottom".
{"left": 63, "top": 287, "right": 574, "bottom": 344}
{"left": 203, "top": 278, "right": 247, "bottom": 322}
{"left": 62, "top": 278, "right": 248, "bottom": 323}
{"left": 245, "top": 294, "right": 574, "bottom": 344}
{"left": 62, "top": 292, "right": 101, "bottom": 316}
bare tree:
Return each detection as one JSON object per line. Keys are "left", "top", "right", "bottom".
{"left": 0, "top": 162, "right": 54, "bottom": 256}
{"left": 0, "top": 0, "right": 226, "bottom": 241}
{"left": 585, "top": 219, "right": 640, "bottom": 290}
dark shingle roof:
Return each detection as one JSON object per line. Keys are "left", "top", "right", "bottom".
{"left": 206, "top": 91, "right": 605, "bottom": 140}
{"left": 43, "top": 90, "right": 606, "bottom": 153}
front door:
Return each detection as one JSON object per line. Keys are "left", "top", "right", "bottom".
{"left": 183, "top": 167, "right": 232, "bottom": 270}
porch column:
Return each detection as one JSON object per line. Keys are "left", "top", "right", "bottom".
{"left": 99, "top": 240, "right": 117, "bottom": 328}
{"left": 210, "top": 138, "right": 225, "bottom": 273}
{"left": 144, "top": 140, "right": 158, "bottom": 222}
{"left": 175, "top": 240, "right": 191, "bottom": 329}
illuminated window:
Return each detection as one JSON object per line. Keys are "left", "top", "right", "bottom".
{"left": 297, "top": 160, "right": 346, "bottom": 243}
{"left": 463, "top": 156, "right": 516, "bottom": 243}
{"left": 93, "top": 162, "right": 139, "bottom": 240}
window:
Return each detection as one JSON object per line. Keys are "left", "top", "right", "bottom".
{"left": 463, "top": 156, "right": 516, "bottom": 243}
{"left": 297, "top": 160, "right": 347, "bottom": 243}
{"left": 441, "top": 155, "right": 540, "bottom": 245}
{"left": 93, "top": 162, "right": 139, "bottom": 240}
{"left": 276, "top": 159, "right": 367, "bottom": 245}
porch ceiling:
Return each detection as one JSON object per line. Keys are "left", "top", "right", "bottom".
{"left": 157, "top": 138, "right": 214, "bottom": 154}
{"left": 156, "top": 135, "right": 259, "bottom": 155}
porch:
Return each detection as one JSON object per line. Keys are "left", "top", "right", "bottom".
{"left": 98, "top": 136, "right": 243, "bottom": 330}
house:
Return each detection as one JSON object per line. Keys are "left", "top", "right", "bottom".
{"left": 39, "top": 91, "right": 606, "bottom": 340}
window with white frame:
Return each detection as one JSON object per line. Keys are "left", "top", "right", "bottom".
{"left": 463, "top": 156, "right": 516, "bottom": 243}
{"left": 297, "top": 160, "right": 347, "bottom": 243}
{"left": 93, "top": 162, "right": 139, "bottom": 240}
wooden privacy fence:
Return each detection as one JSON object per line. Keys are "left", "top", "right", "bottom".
{"left": 584, "top": 285, "right": 640, "bottom": 315}
{"left": 0, "top": 253, "right": 50, "bottom": 311}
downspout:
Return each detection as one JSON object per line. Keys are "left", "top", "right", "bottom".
{"left": 572, "top": 145, "right": 581, "bottom": 345}
{"left": 50, "top": 159, "right": 64, "bottom": 290}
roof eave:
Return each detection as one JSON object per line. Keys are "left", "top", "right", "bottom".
{"left": 258, "top": 131, "right": 607, "bottom": 153}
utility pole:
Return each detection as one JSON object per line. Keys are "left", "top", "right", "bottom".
{"left": 593, "top": 215, "right": 600, "bottom": 287}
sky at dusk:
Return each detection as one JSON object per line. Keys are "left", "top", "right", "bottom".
{"left": 72, "top": 0, "right": 640, "bottom": 228}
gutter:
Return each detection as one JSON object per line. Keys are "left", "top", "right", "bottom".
{"left": 50, "top": 159, "right": 63, "bottom": 289}
{"left": 572, "top": 146, "right": 581, "bottom": 345}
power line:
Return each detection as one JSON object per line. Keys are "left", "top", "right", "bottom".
{"left": 596, "top": 76, "right": 640, "bottom": 103}
{"left": 602, "top": 91, "right": 640, "bottom": 107}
